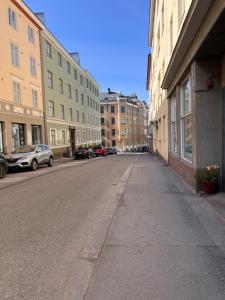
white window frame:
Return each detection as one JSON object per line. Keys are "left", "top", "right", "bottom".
{"left": 49, "top": 100, "right": 54, "bottom": 117}
{"left": 12, "top": 79, "right": 21, "bottom": 104}
{"left": 30, "top": 56, "right": 36, "bottom": 76}
{"left": 32, "top": 89, "right": 38, "bottom": 108}
{"left": 50, "top": 128, "right": 56, "bottom": 145}
{"left": 170, "top": 94, "right": 178, "bottom": 154}
{"left": 11, "top": 43, "right": 19, "bottom": 67}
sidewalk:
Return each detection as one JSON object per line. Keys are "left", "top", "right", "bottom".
{"left": 85, "top": 155, "right": 225, "bottom": 300}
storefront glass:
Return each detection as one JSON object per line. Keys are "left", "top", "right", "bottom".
{"left": 12, "top": 123, "right": 25, "bottom": 150}
{"left": 32, "top": 125, "right": 41, "bottom": 145}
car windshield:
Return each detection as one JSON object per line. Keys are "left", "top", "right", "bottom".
{"left": 13, "top": 146, "right": 36, "bottom": 154}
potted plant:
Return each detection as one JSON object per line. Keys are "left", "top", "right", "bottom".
{"left": 199, "top": 165, "right": 219, "bottom": 194}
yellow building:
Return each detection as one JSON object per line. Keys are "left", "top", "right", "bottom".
{"left": 148, "top": 0, "right": 225, "bottom": 190}
{"left": 0, "top": 0, "right": 44, "bottom": 153}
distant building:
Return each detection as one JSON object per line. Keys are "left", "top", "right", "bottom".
{"left": 0, "top": 0, "right": 45, "bottom": 153}
{"left": 100, "top": 89, "right": 149, "bottom": 150}
{"left": 148, "top": 0, "right": 225, "bottom": 190}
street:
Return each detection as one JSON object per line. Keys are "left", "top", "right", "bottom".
{"left": 1, "top": 154, "right": 225, "bottom": 299}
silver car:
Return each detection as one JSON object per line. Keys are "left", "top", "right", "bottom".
{"left": 6, "top": 144, "right": 54, "bottom": 171}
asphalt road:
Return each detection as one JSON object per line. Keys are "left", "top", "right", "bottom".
{"left": 1, "top": 154, "right": 225, "bottom": 300}
{"left": 0, "top": 154, "right": 135, "bottom": 299}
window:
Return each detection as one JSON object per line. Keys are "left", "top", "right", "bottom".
{"left": 82, "top": 113, "right": 85, "bottom": 124}
{"left": 101, "top": 118, "right": 104, "bottom": 125}
{"left": 121, "top": 106, "right": 126, "bottom": 113}
{"left": 90, "top": 99, "right": 92, "bottom": 108}
{"left": 13, "top": 80, "right": 21, "bottom": 104}
{"left": 11, "top": 43, "right": 19, "bottom": 67}
{"left": 112, "top": 140, "right": 116, "bottom": 147}
{"left": 69, "top": 108, "right": 73, "bottom": 121}
{"left": 60, "top": 104, "right": 65, "bottom": 120}
{"left": 87, "top": 96, "right": 90, "bottom": 107}
{"left": 30, "top": 56, "right": 36, "bottom": 76}
{"left": 178, "top": 0, "right": 185, "bottom": 24}
{"left": 67, "top": 61, "right": 70, "bottom": 75}
{"left": 32, "top": 89, "right": 38, "bottom": 108}
{"left": 111, "top": 117, "right": 115, "bottom": 125}
{"left": 46, "top": 41, "right": 52, "bottom": 59}
{"left": 80, "top": 74, "right": 83, "bottom": 85}
{"left": 58, "top": 52, "right": 62, "bottom": 68}
{"left": 81, "top": 93, "right": 84, "bottom": 105}
{"left": 86, "top": 78, "right": 89, "bottom": 88}
{"left": 111, "top": 106, "right": 115, "bottom": 113}
{"left": 180, "top": 77, "right": 192, "bottom": 162}
{"left": 68, "top": 84, "right": 72, "bottom": 99}
{"left": 32, "top": 125, "right": 41, "bottom": 144}
{"left": 112, "top": 129, "right": 116, "bottom": 136}
{"left": 28, "top": 26, "right": 35, "bottom": 44}
{"left": 76, "top": 111, "right": 79, "bottom": 123}
{"left": 101, "top": 129, "right": 105, "bottom": 136}
{"left": 49, "top": 100, "right": 54, "bottom": 117}
{"left": 170, "top": 95, "right": 177, "bottom": 153}
{"left": 59, "top": 78, "right": 63, "bottom": 94}
{"left": 11, "top": 123, "right": 25, "bottom": 150}
{"left": 75, "top": 89, "right": 78, "bottom": 102}
{"left": 8, "top": 8, "right": 17, "bottom": 30}
{"left": 89, "top": 81, "right": 91, "bottom": 90}
{"left": 170, "top": 15, "right": 173, "bottom": 54}
{"left": 47, "top": 71, "right": 53, "bottom": 89}
{"left": 74, "top": 69, "right": 77, "bottom": 80}
{"left": 62, "top": 130, "right": 66, "bottom": 144}
{"left": 82, "top": 132, "right": 86, "bottom": 143}
{"left": 100, "top": 106, "right": 104, "bottom": 113}
{"left": 121, "top": 119, "right": 126, "bottom": 124}
{"left": 50, "top": 129, "right": 56, "bottom": 145}
{"left": 121, "top": 129, "right": 126, "bottom": 136}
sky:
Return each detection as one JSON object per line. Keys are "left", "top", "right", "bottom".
{"left": 24, "top": 0, "right": 150, "bottom": 101}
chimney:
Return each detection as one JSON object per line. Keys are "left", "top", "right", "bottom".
{"left": 35, "top": 12, "right": 45, "bottom": 25}
{"left": 108, "top": 88, "right": 111, "bottom": 94}
{"left": 69, "top": 52, "right": 80, "bottom": 64}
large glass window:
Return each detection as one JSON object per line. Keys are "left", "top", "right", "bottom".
{"left": 12, "top": 123, "right": 25, "bottom": 150}
{"left": 32, "top": 125, "right": 41, "bottom": 144}
{"left": 171, "top": 95, "right": 177, "bottom": 153}
{"left": 180, "top": 77, "right": 192, "bottom": 162}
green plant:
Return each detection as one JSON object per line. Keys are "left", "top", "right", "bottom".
{"left": 199, "top": 165, "right": 219, "bottom": 183}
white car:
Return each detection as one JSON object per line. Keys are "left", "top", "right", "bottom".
{"left": 6, "top": 144, "right": 54, "bottom": 171}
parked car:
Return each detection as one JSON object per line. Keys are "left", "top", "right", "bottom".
{"left": 0, "top": 153, "right": 8, "bottom": 179}
{"left": 93, "top": 146, "right": 107, "bottom": 157}
{"left": 105, "top": 147, "right": 114, "bottom": 155}
{"left": 6, "top": 144, "right": 54, "bottom": 171}
{"left": 75, "top": 147, "right": 95, "bottom": 159}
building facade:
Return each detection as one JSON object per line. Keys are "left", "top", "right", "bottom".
{"left": 148, "top": 0, "right": 225, "bottom": 190}
{"left": 0, "top": 0, "right": 45, "bottom": 153}
{"left": 40, "top": 28, "right": 101, "bottom": 157}
{"left": 100, "top": 89, "right": 148, "bottom": 150}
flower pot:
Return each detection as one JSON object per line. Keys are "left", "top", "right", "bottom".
{"left": 201, "top": 181, "right": 217, "bottom": 194}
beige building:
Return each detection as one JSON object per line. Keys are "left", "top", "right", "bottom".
{"left": 0, "top": 0, "right": 45, "bottom": 153}
{"left": 100, "top": 89, "right": 148, "bottom": 150}
{"left": 148, "top": 0, "right": 225, "bottom": 190}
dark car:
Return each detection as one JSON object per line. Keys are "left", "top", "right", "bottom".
{"left": 106, "top": 147, "right": 114, "bottom": 155}
{"left": 75, "top": 147, "right": 95, "bottom": 159}
{"left": 93, "top": 146, "right": 107, "bottom": 157}
{"left": 0, "top": 153, "right": 8, "bottom": 179}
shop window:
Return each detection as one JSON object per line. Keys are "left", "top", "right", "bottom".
{"left": 180, "top": 76, "right": 192, "bottom": 162}
{"left": 32, "top": 125, "right": 41, "bottom": 144}
{"left": 170, "top": 95, "right": 177, "bottom": 153}
{"left": 11, "top": 123, "right": 25, "bottom": 150}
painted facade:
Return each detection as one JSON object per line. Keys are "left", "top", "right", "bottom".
{"left": 40, "top": 30, "right": 101, "bottom": 157}
{"left": 100, "top": 90, "right": 149, "bottom": 150}
{"left": 148, "top": 0, "right": 225, "bottom": 190}
{"left": 0, "top": 0, "right": 45, "bottom": 153}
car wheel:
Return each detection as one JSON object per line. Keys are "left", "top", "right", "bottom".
{"left": 0, "top": 164, "right": 6, "bottom": 179}
{"left": 30, "top": 159, "right": 38, "bottom": 171}
{"left": 48, "top": 157, "right": 53, "bottom": 167}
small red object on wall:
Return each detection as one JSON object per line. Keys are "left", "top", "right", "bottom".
{"left": 205, "top": 79, "right": 214, "bottom": 89}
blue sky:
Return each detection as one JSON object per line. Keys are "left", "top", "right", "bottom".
{"left": 24, "top": 0, "right": 150, "bottom": 101}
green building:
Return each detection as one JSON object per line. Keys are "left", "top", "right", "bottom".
{"left": 40, "top": 26, "right": 101, "bottom": 157}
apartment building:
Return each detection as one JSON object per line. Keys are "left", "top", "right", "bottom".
{"left": 40, "top": 21, "right": 101, "bottom": 157}
{"left": 100, "top": 89, "right": 148, "bottom": 150}
{"left": 0, "top": 0, "right": 45, "bottom": 153}
{"left": 148, "top": 0, "right": 225, "bottom": 190}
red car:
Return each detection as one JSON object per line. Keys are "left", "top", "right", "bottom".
{"left": 93, "top": 146, "right": 107, "bottom": 157}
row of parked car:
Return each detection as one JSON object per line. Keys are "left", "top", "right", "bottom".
{"left": 0, "top": 144, "right": 118, "bottom": 179}
{"left": 74, "top": 146, "right": 117, "bottom": 159}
